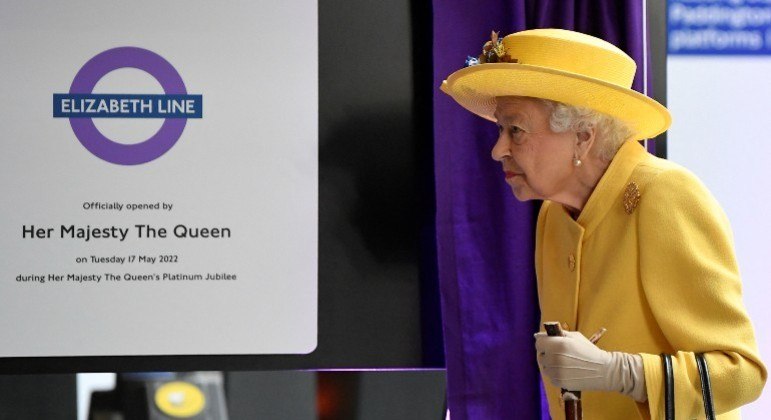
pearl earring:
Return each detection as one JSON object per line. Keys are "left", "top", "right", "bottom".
{"left": 573, "top": 157, "right": 582, "bottom": 167}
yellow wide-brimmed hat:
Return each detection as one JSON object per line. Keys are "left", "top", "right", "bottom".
{"left": 440, "top": 29, "right": 671, "bottom": 140}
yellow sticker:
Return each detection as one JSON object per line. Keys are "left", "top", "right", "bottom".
{"left": 154, "top": 381, "right": 206, "bottom": 418}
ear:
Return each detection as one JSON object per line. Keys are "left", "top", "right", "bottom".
{"left": 574, "top": 126, "right": 597, "bottom": 160}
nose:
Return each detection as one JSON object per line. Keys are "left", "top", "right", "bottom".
{"left": 491, "top": 132, "right": 510, "bottom": 162}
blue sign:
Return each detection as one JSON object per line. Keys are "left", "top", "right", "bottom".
{"left": 668, "top": 0, "right": 771, "bottom": 55}
{"left": 53, "top": 94, "right": 203, "bottom": 119}
{"left": 54, "top": 93, "right": 203, "bottom": 118}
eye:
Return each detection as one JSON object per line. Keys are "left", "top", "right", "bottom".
{"left": 495, "top": 124, "right": 526, "bottom": 144}
{"left": 509, "top": 126, "right": 527, "bottom": 145}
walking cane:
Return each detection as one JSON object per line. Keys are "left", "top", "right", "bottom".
{"left": 544, "top": 322, "right": 582, "bottom": 420}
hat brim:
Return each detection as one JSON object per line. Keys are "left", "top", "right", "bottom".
{"left": 440, "top": 63, "right": 671, "bottom": 140}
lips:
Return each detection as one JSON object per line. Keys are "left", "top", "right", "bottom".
{"left": 504, "top": 171, "right": 522, "bottom": 179}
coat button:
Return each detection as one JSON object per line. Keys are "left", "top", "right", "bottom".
{"left": 568, "top": 253, "right": 576, "bottom": 272}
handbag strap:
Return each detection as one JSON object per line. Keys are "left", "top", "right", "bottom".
{"left": 696, "top": 353, "right": 717, "bottom": 420}
{"left": 661, "top": 353, "right": 675, "bottom": 420}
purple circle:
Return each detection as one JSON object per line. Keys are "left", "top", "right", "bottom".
{"left": 69, "top": 47, "right": 187, "bottom": 165}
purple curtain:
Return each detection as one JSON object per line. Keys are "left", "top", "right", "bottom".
{"left": 432, "top": 2, "right": 650, "bottom": 419}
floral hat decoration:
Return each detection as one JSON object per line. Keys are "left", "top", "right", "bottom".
{"left": 441, "top": 28, "right": 671, "bottom": 140}
{"left": 465, "top": 31, "right": 519, "bottom": 66}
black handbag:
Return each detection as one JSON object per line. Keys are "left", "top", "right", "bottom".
{"left": 662, "top": 353, "right": 716, "bottom": 420}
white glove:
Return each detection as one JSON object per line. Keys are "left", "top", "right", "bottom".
{"left": 534, "top": 330, "right": 647, "bottom": 402}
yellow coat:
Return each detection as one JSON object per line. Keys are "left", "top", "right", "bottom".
{"left": 535, "top": 141, "right": 766, "bottom": 419}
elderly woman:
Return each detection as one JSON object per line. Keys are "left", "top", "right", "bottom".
{"left": 441, "top": 29, "right": 766, "bottom": 419}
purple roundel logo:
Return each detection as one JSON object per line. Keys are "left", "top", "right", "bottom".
{"left": 55, "top": 47, "right": 202, "bottom": 165}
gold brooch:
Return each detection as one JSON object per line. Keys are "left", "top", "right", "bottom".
{"left": 623, "top": 182, "right": 641, "bottom": 214}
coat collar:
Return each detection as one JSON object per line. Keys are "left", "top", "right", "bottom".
{"left": 571, "top": 140, "right": 650, "bottom": 238}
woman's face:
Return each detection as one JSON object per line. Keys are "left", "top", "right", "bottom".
{"left": 492, "top": 96, "right": 577, "bottom": 202}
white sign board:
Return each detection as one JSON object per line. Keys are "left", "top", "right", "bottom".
{"left": 0, "top": 1, "right": 318, "bottom": 356}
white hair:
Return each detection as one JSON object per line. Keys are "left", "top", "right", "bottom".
{"left": 536, "top": 98, "right": 634, "bottom": 162}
